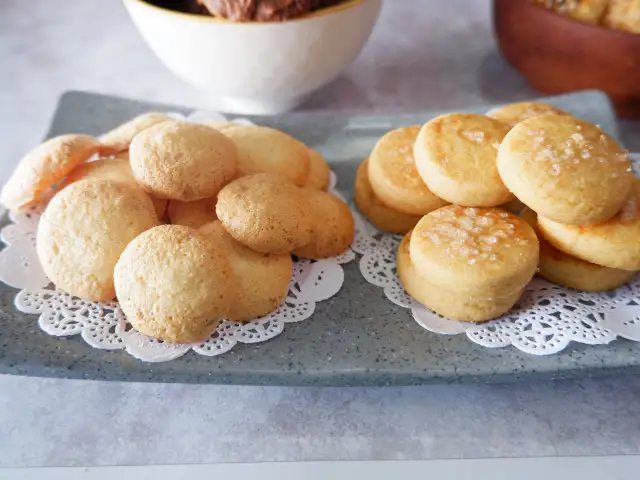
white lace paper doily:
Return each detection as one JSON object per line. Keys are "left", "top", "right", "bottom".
{"left": 352, "top": 153, "right": 640, "bottom": 356}
{"left": 0, "top": 111, "right": 357, "bottom": 363}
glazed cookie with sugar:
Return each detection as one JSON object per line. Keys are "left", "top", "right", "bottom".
{"left": 99, "top": 112, "right": 174, "bottom": 153}
{"left": 413, "top": 114, "right": 513, "bottom": 207}
{"left": 167, "top": 197, "right": 217, "bottom": 229}
{"left": 130, "top": 122, "right": 238, "bottom": 201}
{"left": 410, "top": 206, "right": 539, "bottom": 298}
{"left": 304, "top": 148, "right": 331, "bottom": 191}
{"left": 200, "top": 221, "right": 293, "bottom": 322}
{"left": 486, "top": 101, "right": 569, "bottom": 129}
{"left": 216, "top": 173, "right": 314, "bottom": 254}
{"left": 292, "top": 189, "right": 354, "bottom": 259}
{"left": 36, "top": 178, "right": 160, "bottom": 302}
{"left": 368, "top": 126, "right": 448, "bottom": 215}
{"left": 521, "top": 208, "right": 636, "bottom": 292}
{"left": 61, "top": 157, "right": 167, "bottom": 219}
{"left": 222, "top": 125, "right": 310, "bottom": 186}
{"left": 1, "top": 134, "right": 104, "bottom": 211}
{"left": 497, "top": 115, "right": 634, "bottom": 225}
{"left": 537, "top": 179, "right": 640, "bottom": 271}
{"left": 354, "top": 159, "right": 422, "bottom": 234}
{"left": 397, "top": 230, "right": 524, "bottom": 322}
{"left": 114, "top": 225, "right": 236, "bottom": 344}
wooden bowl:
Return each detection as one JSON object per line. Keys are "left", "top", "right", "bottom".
{"left": 493, "top": 0, "right": 640, "bottom": 119}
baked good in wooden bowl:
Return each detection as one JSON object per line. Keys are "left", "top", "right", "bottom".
{"left": 493, "top": 0, "right": 640, "bottom": 118}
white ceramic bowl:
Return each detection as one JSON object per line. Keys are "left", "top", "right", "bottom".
{"left": 123, "top": 0, "right": 382, "bottom": 115}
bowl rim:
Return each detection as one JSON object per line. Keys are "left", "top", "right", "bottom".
{"left": 123, "top": 0, "right": 371, "bottom": 25}
{"left": 507, "top": 0, "right": 640, "bottom": 41}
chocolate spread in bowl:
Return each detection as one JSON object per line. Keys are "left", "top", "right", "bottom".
{"left": 145, "top": 0, "right": 348, "bottom": 21}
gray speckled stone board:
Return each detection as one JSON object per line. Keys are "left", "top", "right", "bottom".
{"left": 1, "top": 90, "right": 638, "bottom": 386}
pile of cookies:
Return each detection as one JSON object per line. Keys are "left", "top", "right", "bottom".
{"left": 356, "top": 101, "right": 639, "bottom": 322}
{"left": 1, "top": 113, "right": 354, "bottom": 344}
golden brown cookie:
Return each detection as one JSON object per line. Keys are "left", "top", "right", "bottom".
{"left": 1, "top": 134, "right": 103, "bottom": 211}
{"left": 413, "top": 114, "right": 513, "bottom": 207}
{"left": 304, "top": 148, "right": 331, "bottom": 191}
{"left": 498, "top": 115, "right": 634, "bottom": 225}
{"left": 537, "top": 179, "right": 640, "bottom": 271}
{"left": 114, "top": 224, "right": 235, "bottom": 344}
{"left": 397, "top": 230, "right": 523, "bottom": 322}
{"left": 521, "top": 208, "right": 636, "bottom": 292}
{"left": 486, "top": 101, "right": 569, "bottom": 129}
{"left": 603, "top": 0, "right": 640, "bottom": 33}
{"left": 410, "top": 206, "right": 539, "bottom": 298}
{"left": 216, "top": 173, "right": 314, "bottom": 254}
{"left": 61, "top": 157, "right": 167, "bottom": 219}
{"left": 200, "top": 221, "right": 293, "bottom": 322}
{"left": 130, "top": 122, "right": 238, "bottom": 201}
{"left": 368, "top": 126, "right": 449, "bottom": 215}
{"left": 222, "top": 125, "right": 310, "bottom": 186}
{"left": 354, "top": 159, "right": 422, "bottom": 234}
{"left": 99, "top": 112, "right": 174, "bottom": 153}
{"left": 292, "top": 189, "right": 354, "bottom": 259}
{"left": 167, "top": 197, "right": 218, "bottom": 229}
{"left": 36, "top": 179, "right": 159, "bottom": 302}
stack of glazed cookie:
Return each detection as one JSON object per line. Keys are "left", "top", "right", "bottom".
{"left": 499, "top": 114, "right": 639, "bottom": 293}
{"left": 355, "top": 101, "right": 638, "bottom": 322}
{"left": 1, "top": 113, "right": 354, "bottom": 344}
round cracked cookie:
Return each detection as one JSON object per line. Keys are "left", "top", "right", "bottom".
{"left": 99, "top": 112, "right": 174, "bottom": 153}
{"left": 62, "top": 157, "right": 167, "bottom": 219}
{"left": 410, "top": 205, "right": 539, "bottom": 298}
{"left": 114, "top": 224, "right": 236, "bottom": 344}
{"left": 216, "top": 173, "right": 314, "bottom": 254}
{"left": 497, "top": 115, "right": 634, "bottom": 225}
{"left": 292, "top": 189, "right": 354, "bottom": 259}
{"left": 200, "top": 221, "right": 293, "bottom": 322}
{"left": 368, "top": 126, "right": 448, "bottom": 215}
{"left": 222, "top": 125, "right": 310, "bottom": 186}
{"left": 36, "top": 178, "right": 160, "bottom": 302}
{"left": 413, "top": 114, "right": 513, "bottom": 207}
{"left": 130, "top": 122, "right": 238, "bottom": 201}
{"left": 304, "top": 148, "right": 331, "bottom": 191}
{"left": 1, "top": 134, "right": 104, "bottom": 211}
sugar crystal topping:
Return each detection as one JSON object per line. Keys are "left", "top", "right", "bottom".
{"left": 421, "top": 207, "right": 528, "bottom": 264}
{"left": 529, "top": 123, "right": 624, "bottom": 177}
{"left": 462, "top": 130, "right": 485, "bottom": 143}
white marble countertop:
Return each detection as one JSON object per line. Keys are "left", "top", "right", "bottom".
{"left": 2, "top": 0, "right": 640, "bottom": 468}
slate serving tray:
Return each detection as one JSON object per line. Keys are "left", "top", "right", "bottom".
{"left": 1, "top": 89, "right": 639, "bottom": 386}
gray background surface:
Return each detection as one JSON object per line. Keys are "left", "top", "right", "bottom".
{"left": 2, "top": 0, "right": 640, "bottom": 467}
